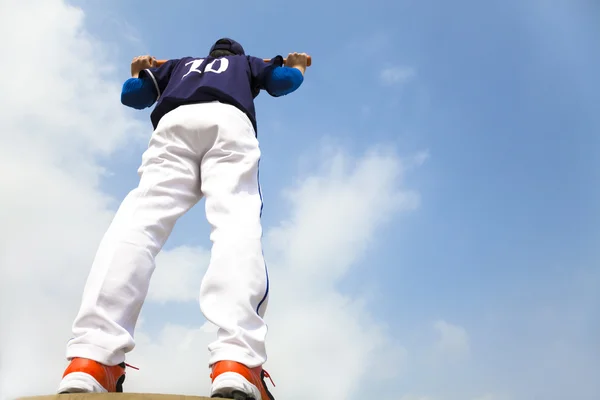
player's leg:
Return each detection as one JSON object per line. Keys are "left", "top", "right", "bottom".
{"left": 196, "top": 103, "right": 274, "bottom": 400}
{"left": 59, "top": 105, "right": 207, "bottom": 393}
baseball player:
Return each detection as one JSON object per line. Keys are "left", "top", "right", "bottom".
{"left": 57, "top": 38, "right": 309, "bottom": 400}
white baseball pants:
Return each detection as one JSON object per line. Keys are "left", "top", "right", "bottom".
{"left": 66, "top": 101, "right": 270, "bottom": 368}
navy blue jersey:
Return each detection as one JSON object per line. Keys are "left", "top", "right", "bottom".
{"left": 139, "top": 54, "right": 284, "bottom": 132}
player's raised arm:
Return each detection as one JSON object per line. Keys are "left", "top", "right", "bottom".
{"left": 120, "top": 55, "right": 159, "bottom": 110}
{"left": 262, "top": 52, "right": 310, "bottom": 97}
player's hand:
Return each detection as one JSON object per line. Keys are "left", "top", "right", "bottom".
{"left": 130, "top": 55, "right": 157, "bottom": 78}
{"left": 285, "top": 52, "right": 309, "bottom": 75}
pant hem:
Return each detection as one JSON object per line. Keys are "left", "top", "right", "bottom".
{"left": 66, "top": 343, "right": 125, "bottom": 366}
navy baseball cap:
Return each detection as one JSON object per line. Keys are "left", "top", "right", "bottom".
{"left": 210, "top": 38, "right": 245, "bottom": 56}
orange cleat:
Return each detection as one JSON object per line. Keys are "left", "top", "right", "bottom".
{"left": 210, "top": 360, "right": 275, "bottom": 400}
{"left": 58, "top": 357, "right": 128, "bottom": 393}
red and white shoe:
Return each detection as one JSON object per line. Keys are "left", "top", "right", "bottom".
{"left": 210, "top": 360, "right": 275, "bottom": 400}
{"left": 58, "top": 357, "right": 129, "bottom": 393}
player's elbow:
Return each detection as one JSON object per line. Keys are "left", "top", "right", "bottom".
{"left": 121, "top": 93, "right": 150, "bottom": 110}
{"left": 120, "top": 77, "right": 156, "bottom": 109}
{"left": 265, "top": 66, "right": 304, "bottom": 97}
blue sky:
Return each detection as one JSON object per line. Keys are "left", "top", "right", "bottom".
{"left": 1, "top": 1, "right": 599, "bottom": 399}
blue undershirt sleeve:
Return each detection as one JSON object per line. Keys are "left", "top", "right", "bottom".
{"left": 263, "top": 66, "right": 304, "bottom": 97}
{"left": 121, "top": 77, "right": 158, "bottom": 109}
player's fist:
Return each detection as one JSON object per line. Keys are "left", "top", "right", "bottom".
{"left": 285, "top": 52, "right": 309, "bottom": 75}
{"left": 130, "top": 55, "right": 157, "bottom": 78}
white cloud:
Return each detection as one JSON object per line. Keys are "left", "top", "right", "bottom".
{"left": 148, "top": 246, "right": 211, "bottom": 304}
{"left": 265, "top": 146, "right": 421, "bottom": 285}
{"left": 413, "top": 150, "right": 430, "bottom": 167}
{"left": 433, "top": 320, "right": 470, "bottom": 360}
{"left": 380, "top": 66, "right": 416, "bottom": 85}
{"left": 0, "top": 1, "right": 145, "bottom": 399}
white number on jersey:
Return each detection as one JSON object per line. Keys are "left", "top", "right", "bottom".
{"left": 182, "top": 58, "right": 230, "bottom": 79}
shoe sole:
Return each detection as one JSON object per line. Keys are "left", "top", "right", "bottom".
{"left": 212, "top": 391, "right": 254, "bottom": 400}
{"left": 210, "top": 372, "right": 261, "bottom": 400}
